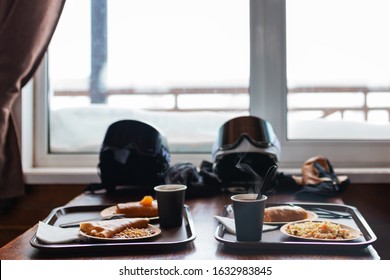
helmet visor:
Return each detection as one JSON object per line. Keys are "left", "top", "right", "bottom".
{"left": 216, "top": 116, "right": 274, "bottom": 151}
{"left": 102, "top": 120, "right": 168, "bottom": 156}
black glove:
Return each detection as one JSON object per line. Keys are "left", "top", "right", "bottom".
{"left": 164, "top": 161, "right": 222, "bottom": 198}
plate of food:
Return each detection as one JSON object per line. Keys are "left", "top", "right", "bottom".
{"left": 79, "top": 217, "right": 161, "bottom": 242}
{"left": 263, "top": 205, "right": 318, "bottom": 225}
{"left": 100, "top": 195, "right": 159, "bottom": 221}
{"left": 280, "top": 220, "right": 362, "bottom": 242}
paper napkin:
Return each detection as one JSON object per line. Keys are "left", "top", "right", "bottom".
{"left": 36, "top": 221, "right": 81, "bottom": 244}
{"left": 214, "top": 216, "right": 278, "bottom": 235}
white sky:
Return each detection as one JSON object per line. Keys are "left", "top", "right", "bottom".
{"left": 50, "top": 0, "right": 390, "bottom": 90}
{"left": 49, "top": 0, "right": 250, "bottom": 90}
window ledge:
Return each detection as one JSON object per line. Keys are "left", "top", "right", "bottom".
{"left": 24, "top": 167, "right": 100, "bottom": 184}
{"left": 24, "top": 167, "right": 390, "bottom": 185}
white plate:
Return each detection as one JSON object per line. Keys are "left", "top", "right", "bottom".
{"left": 280, "top": 220, "right": 362, "bottom": 242}
{"left": 79, "top": 224, "right": 161, "bottom": 242}
{"left": 263, "top": 210, "right": 318, "bottom": 225}
{"left": 100, "top": 205, "right": 118, "bottom": 217}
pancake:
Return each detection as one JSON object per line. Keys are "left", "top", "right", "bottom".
{"left": 80, "top": 218, "right": 149, "bottom": 238}
{"left": 116, "top": 200, "right": 158, "bottom": 218}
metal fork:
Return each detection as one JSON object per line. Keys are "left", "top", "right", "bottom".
{"left": 59, "top": 213, "right": 126, "bottom": 228}
{"left": 312, "top": 207, "right": 352, "bottom": 218}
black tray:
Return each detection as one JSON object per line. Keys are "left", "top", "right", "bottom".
{"left": 214, "top": 202, "right": 376, "bottom": 251}
{"left": 30, "top": 204, "right": 196, "bottom": 253}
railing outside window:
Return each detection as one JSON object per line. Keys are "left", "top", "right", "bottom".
{"left": 52, "top": 87, "right": 390, "bottom": 123}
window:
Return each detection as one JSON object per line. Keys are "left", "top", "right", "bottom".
{"left": 249, "top": 0, "right": 390, "bottom": 172}
{"left": 27, "top": 0, "right": 390, "bottom": 183}
{"left": 286, "top": 0, "right": 390, "bottom": 140}
{"left": 46, "top": 0, "right": 249, "bottom": 156}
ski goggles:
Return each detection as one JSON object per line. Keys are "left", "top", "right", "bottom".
{"left": 101, "top": 119, "right": 169, "bottom": 157}
{"left": 215, "top": 116, "right": 276, "bottom": 151}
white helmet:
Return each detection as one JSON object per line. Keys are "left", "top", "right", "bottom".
{"left": 212, "top": 116, "right": 281, "bottom": 188}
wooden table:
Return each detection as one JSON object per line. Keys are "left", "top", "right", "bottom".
{"left": 0, "top": 188, "right": 380, "bottom": 260}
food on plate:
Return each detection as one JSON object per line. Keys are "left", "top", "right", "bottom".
{"left": 285, "top": 221, "right": 352, "bottom": 240}
{"left": 139, "top": 195, "right": 154, "bottom": 206}
{"left": 116, "top": 196, "right": 158, "bottom": 218}
{"left": 80, "top": 218, "right": 149, "bottom": 238}
{"left": 112, "top": 227, "right": 157, "bottom": 239}
{"left": 263, "top": 205, "right": 308, "bottom": 222}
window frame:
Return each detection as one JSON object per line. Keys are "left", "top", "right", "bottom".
{"left": 23, "top": 0, "right": 390, "bottom": 184}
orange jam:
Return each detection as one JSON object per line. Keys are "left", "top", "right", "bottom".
{"left": 139, "top": 195, "right": 153, "bottom": 207}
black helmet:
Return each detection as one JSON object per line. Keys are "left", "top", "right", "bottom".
{"left": 98, "top": 120, "right": 170, "bottom": 192}
{"left": 212, "top": 116, "right": 280, "bottom": 190}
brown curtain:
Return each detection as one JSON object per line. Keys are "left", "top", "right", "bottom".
{"left": 0, "top": 0, "right": 66, "bottom": 202}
